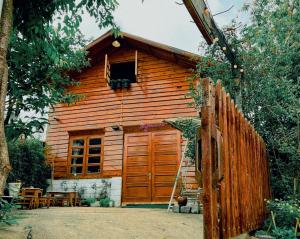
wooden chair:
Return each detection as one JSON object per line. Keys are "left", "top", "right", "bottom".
{"left": 16, "top": 196, "right": 34, "bottom": 210}
{"left": 39, "top": 196, "right": 51, "bottom": 208}
{"left": 18, "top": 188, "right": 42, "bottom": 209}
{"left": 56, "top": 196, "right": 70, "bottom": 207}
{"left": 74, "top": 194, "right": 81, "bottom": 206}
{"left": 48, "top": 192, "right": 70, "bottom": 207}
{"left": 68, "top": 192, "right": 81, "bottom": 207}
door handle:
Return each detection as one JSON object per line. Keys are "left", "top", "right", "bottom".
{"left": 148, "top": 172, "right": 151, "bottom": 179}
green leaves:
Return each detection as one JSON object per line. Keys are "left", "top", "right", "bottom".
{"left": 189, "top": 0, "right": 300, "bottom": 198}
{"left": 6, "top": 0, "right": 119, "bottom": 138}
{"left": 7, "top": 139, "right": 51, "bottom": 192}
{"left": 0, "top": 199, "right": 17, "bottom": 226}
{"left": 7, "top": 24, "right": 89, "bottom": 138}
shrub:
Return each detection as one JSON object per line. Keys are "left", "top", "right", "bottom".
{"left": 266, "top": 198, "right": 300, "bottom": 228}
{"left": 99, "top": 197, "right": 110, "bottom": 207}
{"left": 256, "top": 198, "right": 300, "bottom": 239}
{"left": 7, "top": 139, "right": 51, "bottom": 193}
{"left": 81, "top": 198, "right": 96, "bottom": 206}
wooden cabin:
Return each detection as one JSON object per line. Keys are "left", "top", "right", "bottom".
{"left": 46, "top": 30, "right": 200, "bottom": 206}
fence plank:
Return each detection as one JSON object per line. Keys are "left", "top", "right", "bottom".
{"left": 201, "top": 78, "right": 214, "bottom": 238}
{"left": 201, "top": 79, "right": 271, "bottom": 239}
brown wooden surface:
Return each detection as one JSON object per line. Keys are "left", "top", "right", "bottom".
{"left": 201, "top": 79, "right": 271, "bottom": 239}
{"left": 19, "top": 188, "right": 43, "bottom": 209}
{"left": 46, "top": 46, "right": 198, "bottom": 183}
{"left": 151, "top": 130, "right": 181, "bottom": 202}
{"left": 122, "top": 130, "right": 180, "bottom": 203}
{"left": 123, "top": 132, "right": 152, "bottom": 202}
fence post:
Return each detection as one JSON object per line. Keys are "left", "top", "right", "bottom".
{"left": 201, "top": 78, "right": 219, "bottom": 238}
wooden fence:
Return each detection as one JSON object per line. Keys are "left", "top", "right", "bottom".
{"left": 200, "top": 78, "right": 271, "bottom": 239}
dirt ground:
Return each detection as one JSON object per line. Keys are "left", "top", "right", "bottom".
{"left": 0, "top": 207, "right": 203, "bottom": 239}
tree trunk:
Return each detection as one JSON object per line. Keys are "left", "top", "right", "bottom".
{"left": 0, "top": 0, "right": 13, "bottom": 196}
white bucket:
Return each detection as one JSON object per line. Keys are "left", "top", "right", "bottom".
{"left": 8, "top": 182, "right": 21, "bottom": 197}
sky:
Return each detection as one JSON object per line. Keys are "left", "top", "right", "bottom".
{"left": 79, "top": 0, "right": 250, "bottom": 54}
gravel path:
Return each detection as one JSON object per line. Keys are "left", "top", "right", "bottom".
{"left": 0, "top": 207, "right": 203, "bottom": 239}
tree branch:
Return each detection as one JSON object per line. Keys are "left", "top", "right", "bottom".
{"left": 213, "top": 5, "right": 234, "bottom": 17}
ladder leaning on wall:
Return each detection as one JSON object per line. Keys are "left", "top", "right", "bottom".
{"left": 167, "top": 140, "right": 188, "bottom": 211}
{"left": 167, "top": 139, "right": 201, "bottom": 211}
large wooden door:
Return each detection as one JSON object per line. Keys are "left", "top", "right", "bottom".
{"left": 122, "top": 132, "right": 152, "bottom": 202}
{"left": 122, "top": 130, "right": 180, "bottom": 203}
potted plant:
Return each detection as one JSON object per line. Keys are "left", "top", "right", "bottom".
{"left": 122, "top": 79, "right": 130, "bottom": 89}
{"left": 177, "top": 195, "right": 188, "bottom": 206}
{"left": 110, "top": 80, "right": 117, "bottom": 90}
{"left": 8, "top": 180, "right": 22, "bottom": 198}
{"left": 116, "top": 79, "right": 122, "bottom": 89}
{"left": 99, "top": 197, "right": 110, "bottom": 207}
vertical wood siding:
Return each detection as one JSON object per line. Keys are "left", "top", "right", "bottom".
{"left": 46, "top": 47, "right": 198, "bottom": 183}
{"left": 201, "top": 79, "right": 271, "bottom": 239}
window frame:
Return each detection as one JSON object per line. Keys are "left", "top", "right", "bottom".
{"left": 104, "top": 50, "right": 139, "bottom": 85}
{"left": 68, "top": 134, "right": 104, "bottom": 177}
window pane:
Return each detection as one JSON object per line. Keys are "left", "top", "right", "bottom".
{"left": 88, "top": 147, "right": 101, "bottom": 155}
{"left": 87, "top": 166, "right": 100, "bottom": 173}
{"left": 70, "top": 166, "right": 82, "bottom": 174}
{"left": 89, "top": 138, "right": 101, "bottom": 145}
{"left": 71, "top": 157, "right": 83, "bottom": 165}
{"left": 88, "top": 156, "right": 100, "bottom": 164}
{"left": 72, "top": 139, "right": 84, "bottom": 146}
{"left": 72, "top": 148, "right": 84, "bottom": 156}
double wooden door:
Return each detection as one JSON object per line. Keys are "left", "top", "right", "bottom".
{"left": 122, "top": 130, "right": 180, "bottom": 203}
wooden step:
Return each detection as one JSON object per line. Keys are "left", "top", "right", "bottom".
{"left": 181, "top": 188, "right": 202, "bottom": 197}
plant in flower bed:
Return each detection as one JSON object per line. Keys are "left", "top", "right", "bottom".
{"left": 81, "top": 198, "right": 96, "bottom": 207}
{"left": 99, "top": 197, "right": 110, "bottom": 207}
{"left": 255, "top": 198, "right": 300, "bottom": 239}
{"left": 98, "top": 180, "right": 112, "bottom": 207}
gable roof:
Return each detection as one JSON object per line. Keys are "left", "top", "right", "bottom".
{"left": 86, "top": 30, "right": 201, "bottom": 68}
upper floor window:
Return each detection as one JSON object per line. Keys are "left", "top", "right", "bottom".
{"left": 104, "top": 51, "right": 138, "bottom": 90}
{"left": 69, "top": 135, "right": 104, "bottom": 176}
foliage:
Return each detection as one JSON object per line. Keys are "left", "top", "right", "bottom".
{"left": 7, "top": 139, "right": 51, "bottom": 192}
{"left": 4, "top": 0, "right": 120, "bottom": 139}
{"left": 256, "top": 228, "right": 296, "bottom": 239}
{"left": 172, "top": 118, "right": 201, "bottom": 163}
{"left": 188, "top": 0, "right": 300, "bottom": 198}
{"left": 99, "top": 180, "right": 111, "bottom": 200}
{"left": 267, "top": 227, "right": 296, "bottom": 239}
{"left": 266, "top": 198, "right": 300, "bottom": 228}
{"left": 255, "top": 198, "right": 300, "bottom": 239}
{"left": 81, "top": 198, "right": 96, "bottom": 207}
{"left": 0, "top": 199, "right": 17, "bottom": 225}
{"left": 77, "top": 186, "right": 85, "bottom": 198}
{"left": 99, "top": 197, "right": 110, "bottom": 207}
{"left": 5, "top": 25, "right": 88, "bottom": 139}
{"left": 13, "top": 0, "right": 119, "bottom": 37}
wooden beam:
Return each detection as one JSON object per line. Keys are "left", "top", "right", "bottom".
{"left": 183, "top": 0, "right": 213, "bottom": 44}
{"left": 183, "top": 0, "right": 238, "bottom": 66}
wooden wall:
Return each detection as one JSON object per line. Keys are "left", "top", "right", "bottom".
{"left": 201, "top": 79, "right": 271, "bottom": 239}
{"left": 46, "top": 47, "right": 198, "bottom": 187}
